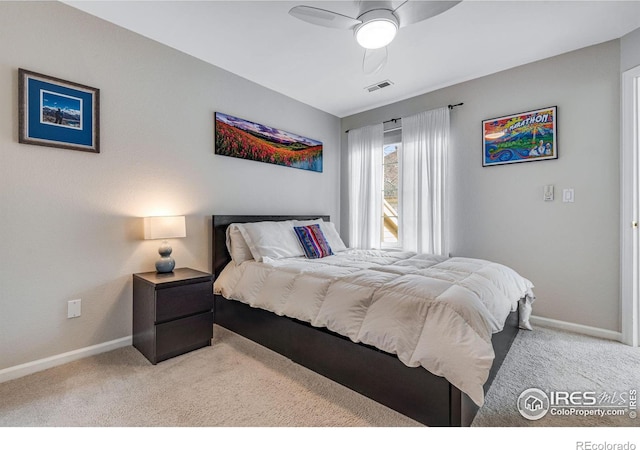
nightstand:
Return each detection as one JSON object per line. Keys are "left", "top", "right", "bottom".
{"left": 132, "top": 268, "right": 213, "bottom": 364}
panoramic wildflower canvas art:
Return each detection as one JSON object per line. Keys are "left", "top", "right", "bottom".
{"left": 215, "top": 112, "right": 323, "bottom": 172}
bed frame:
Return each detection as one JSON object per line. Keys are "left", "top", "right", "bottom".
{"left": 211, "top": 214, "right": 519, "bottom": 426}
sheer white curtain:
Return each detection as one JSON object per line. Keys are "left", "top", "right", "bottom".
{"left": 348, "top": 124, "right": 384, "bottom": 249}
{"left": 400, "top": 107, "right": 450, "bottom": 256}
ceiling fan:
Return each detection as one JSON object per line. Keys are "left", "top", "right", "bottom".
{"left": 289, "top": 1, "right": 461, "bottom": 75}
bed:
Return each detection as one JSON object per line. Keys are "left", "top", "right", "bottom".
{"left": 211, "top": 214, "right": 534, "bottom": 426}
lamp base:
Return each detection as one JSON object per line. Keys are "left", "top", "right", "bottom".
{"left": 156, "top": 240, "right": 176, "bottom": 273}
{"left": 155, "top": 257, "right": 176, "bottom": 273}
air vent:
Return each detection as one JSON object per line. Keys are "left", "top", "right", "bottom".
{"left": 365, "top": 79, "right": 394, "bottom": 93}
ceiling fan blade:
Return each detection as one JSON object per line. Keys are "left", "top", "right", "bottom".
{"left": 288, "top": 5, "right": 361, "bottom": 30}
{"left": 363, "top": 47, "right": 388, "bottom": 75}
{"left": 393, "top": 1, "right": 461, "bottom": 28}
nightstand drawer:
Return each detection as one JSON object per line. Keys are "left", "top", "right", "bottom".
{"left": 155, "top": 311, "right": 213, "bottom": 361}
{"left": 156, "top": 281, "right": 212, "bottom": 323}
{"left": 133, "top": 268, "right": 214, "bottom": 364}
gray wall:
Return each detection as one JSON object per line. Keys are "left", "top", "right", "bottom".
{"left": 621, "top": 27, "right": 640, "bottom": 71}
{"left": 0, "top": 1, "right": 341, "bottom": 370}
{"left": 342, "top": 41, "right": 621, "bottom": 332}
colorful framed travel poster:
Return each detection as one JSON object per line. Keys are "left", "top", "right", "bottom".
{"left": 482, "top": 106, "right": 557, "bottom": 166}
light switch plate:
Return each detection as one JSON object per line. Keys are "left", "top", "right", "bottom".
{"left": 544, "top": 185, "right": 554, "bottom": 201}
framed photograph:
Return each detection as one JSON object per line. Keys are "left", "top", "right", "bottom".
{"left": 19, "top": 69, "right": 100, "bottom": 153}
{"left": 215, "top": 112, "right": 323, "bottom": 173}
{"left": 482, "top": 106, "right": 557, "bottom": 166}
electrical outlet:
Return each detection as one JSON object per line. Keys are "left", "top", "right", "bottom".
{"left": 67, "top": 299, "right": 81, "bottom": 318}
{"left": 563, "top": 188, "right": 575, "bottom": 203}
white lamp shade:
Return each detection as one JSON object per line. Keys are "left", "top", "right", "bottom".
{"left": 144, "top": 216, "right": 186, "bottom": 240}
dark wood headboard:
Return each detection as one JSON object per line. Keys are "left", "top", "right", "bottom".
{"left": 211, "top": 215, "right": 330, "bottom": 279}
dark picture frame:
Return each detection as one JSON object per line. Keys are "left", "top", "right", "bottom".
{"left": 482, "top": 106, "right": 557, "bottom": 166}
{"left": 18, "top": 69, "right": 100, "bottom": 153}
{"left": 215, "top": 112, "right": 323, "bottom": 172}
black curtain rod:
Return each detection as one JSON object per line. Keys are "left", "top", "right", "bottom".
{"left": 345, "top": 103, "right": 464, "bottom": 133}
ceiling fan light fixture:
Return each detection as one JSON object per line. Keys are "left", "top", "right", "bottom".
{"left": 354, "top": 9, "right": 399, "bottom": 50}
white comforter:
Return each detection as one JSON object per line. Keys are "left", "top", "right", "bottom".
{"left": 214, "top": 249, "right": 534, "bottom": 406}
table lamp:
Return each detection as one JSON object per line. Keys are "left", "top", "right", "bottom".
{"left": 144, "top": 215, "right": 186, "bottom": 273}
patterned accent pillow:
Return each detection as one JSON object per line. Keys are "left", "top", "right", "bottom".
{"left": 293, "top": 224, "right": 334, "bottom": 259}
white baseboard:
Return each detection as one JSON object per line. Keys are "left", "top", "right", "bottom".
{"left": 530, "top": 315, "right": 622, "bottom": 342}
{"left": 0, "top": 316, "right": 625, "bottom": 384}
{"left": 0, "top": 335, "right": 132, "bottom": 384}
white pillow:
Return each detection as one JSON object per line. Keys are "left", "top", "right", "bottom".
{"left": 225, "top": 224, "right": 254, "bottom": 265}
{"left": 294, "top": 218, "right": 347, "bottom": 252}
{"left": 238, "top": 220, "right": 304, "bottom": 262}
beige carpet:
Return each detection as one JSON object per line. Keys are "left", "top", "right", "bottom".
{"left": 0, "top": 326, "right": 418, "bottom": 427}
{"left": 472, "top": 325, "right": 640, "bottom": 427}
{"left": 1, "top": 324, "right": 638, "bottom": 427}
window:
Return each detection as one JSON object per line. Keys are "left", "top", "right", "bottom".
{"left": 349, "top": 109, "right": 448, "bottom": 253}
{"left": 382, "top": 125, "right": 401, "bottom": 247}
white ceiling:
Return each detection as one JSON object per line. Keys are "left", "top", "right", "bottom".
{"left": 64, "top": 0, "right": 640, "bottom": 118}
